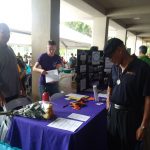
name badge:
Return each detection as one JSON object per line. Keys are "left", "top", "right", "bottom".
{"left": 116, "top": 79, "right": 121, "bottom": 85}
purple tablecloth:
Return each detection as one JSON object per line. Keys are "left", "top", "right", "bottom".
{"left": 6, "top": 96, "right": 107, "bottom": 150}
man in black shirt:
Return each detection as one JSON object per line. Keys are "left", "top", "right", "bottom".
{"left": 104, "top": 38, "right": 150, "bottom": 150}
{"left": 0, "top": 23, "right": 20, "bottom": 110}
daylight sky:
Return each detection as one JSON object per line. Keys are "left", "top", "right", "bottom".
{"left": 0, "top": 0, "right": 31, "bottom": 32}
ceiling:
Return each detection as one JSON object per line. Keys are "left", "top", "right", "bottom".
{"left": 83, "top": 0, "right": 150, "bottom": 42}
{"left": 60, "top": 38, "right": 91, "bottom": 49}
{"left": 63, "top": 0, "right": 150, "bottom": 42}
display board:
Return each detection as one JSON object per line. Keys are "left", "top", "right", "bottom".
{"left": 104, "top": 57, "right": 113, "bottom": 74}
{"left": 76, "top": 49, "right": 105, "bottom": 92}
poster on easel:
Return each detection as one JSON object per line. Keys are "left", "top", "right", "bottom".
{"left": 76, "top": 49, "right": 105, "bottom": 92}
{"left": 80, "top": 78, "right": 86, "bottom": 91}
{"left": 92, "top": 51, "right": 100, "bottom": 65}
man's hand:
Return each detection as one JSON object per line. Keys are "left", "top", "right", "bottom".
{"left": 136, "top": 126, "right": 145, "bottom": 141}
{"left": 41, "top": 70, "right": 47, "bottom": 75}
{"left": 136, "top": 96, "right": 150, "bottom": 140}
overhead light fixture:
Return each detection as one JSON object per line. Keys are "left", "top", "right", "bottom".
{"left": 133, "top": 17, "right": 141, "bottom": 20}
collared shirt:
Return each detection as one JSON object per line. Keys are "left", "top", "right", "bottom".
{"left": 110, "top": 57, "right": 150, "bottom": 108}
{"left": 108, "top": 64, "right": 121, "bottom": 88}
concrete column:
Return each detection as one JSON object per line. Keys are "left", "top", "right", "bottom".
{"left": 124, "top": 30, "right": 128, "bottom": 46}
{"left": 92, "top": 17, "right": 109, "bottom": 50}
{"left": 142, "top": 40, "right": 147, "bottom": 45}
{"left": 126, "top": 32, "right": 136, "bottom": 54}
{"left": 32, "top": 0, "right": 60, "bottom": 100}
{"left": 116, "top": 28, "right": 126, "bottom": 43}
{"left": 109, "top": 20, "right": 126, "bottom": 43}
{"left": 136, "top": 37, "right": 142, "bottom": 56}
{"left": 50, "top": 0, "right": 60, "bottom": 54}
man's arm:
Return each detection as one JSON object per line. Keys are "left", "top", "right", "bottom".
{"left": 106, "top": 86, "right": 112, "bottom": 110}
{"left": 136, "top": 96, "right": 150, "bottom": 140}
{"left": 33, "top": 62, "right": 47, "bottom": 75}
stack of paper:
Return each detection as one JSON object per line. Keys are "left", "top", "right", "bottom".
{"left": 47, "top": 113, "right": 91, "bottom": 132}
{"left": 68, "top": 113, "right": 90, "bottom": 122}
{"left": 47, "top": 118, "right": 83, "bottom": 132}
{"left": 65, "top": 93, "right": 89, "bottom": 101}
{"left": 46, "top": 69, "right": 59, "bottom": 83}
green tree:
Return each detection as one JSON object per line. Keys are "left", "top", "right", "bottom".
{"left": 64, "top": 21, "right": 92, "bottom": 37}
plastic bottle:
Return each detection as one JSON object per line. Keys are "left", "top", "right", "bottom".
{"left": 42, "top": 91, "right": 49, "bottom": 101}
{"left": 93, "top": 85, "right": 99, "bottom": 102}
{"left": 42, "top": 89, "right": 49, "bottom": 111}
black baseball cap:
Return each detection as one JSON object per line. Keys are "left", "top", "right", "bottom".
{"left": 104, "top": 38, "right": 124, "bottom": 58}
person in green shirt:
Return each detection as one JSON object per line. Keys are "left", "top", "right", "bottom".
{"left": 139, "top": 45, "right": 150, "bottom": 65}
{"left": 139, "top": 45, "right": 150, "bottom": 150}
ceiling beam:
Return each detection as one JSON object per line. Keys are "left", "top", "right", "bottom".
{"left": 142, "top": 38, "right": 150, "bottom": 42}
{"left": 142, "top": 37, "right": 150, "bottom": 40}
{"left": 127, "top": 24, "right": 150, "bottom": 31}
{"left": 137, "top": 33, "right": 150, "bottom": 37}
{"left": 107, "top": 5, "right": 150, "bottom": 19}
{"left": 10, "top": 29, "right": 31, "bottom": 35}
{"left": 63, "top": 0, "right": 104, "bottom": 17}
{"left": 83, "top": 0, "right": 106, "bottom": 15}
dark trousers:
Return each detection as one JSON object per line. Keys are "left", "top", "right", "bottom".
{"left": 107, "top": 106, "right": 143, "bottom": 150}
{"left": 39, "top": 82, "right": 59, "bottom": 99}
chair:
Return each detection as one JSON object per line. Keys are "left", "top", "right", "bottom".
{"left": 0, "top": 96, "right": 32, "bottom": 141}
{"left": 3, "top": 96, "right": 32, "bottom": 111}
{"left": 50, "top": 92, "right": 65, "bottom": 101}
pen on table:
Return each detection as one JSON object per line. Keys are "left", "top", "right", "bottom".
{"left": 63, "top": 104, "right": 69, "bottom": 108}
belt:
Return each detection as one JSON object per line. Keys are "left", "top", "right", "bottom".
{"left": 111, "top": 103, "right": 131, "bottom": 110}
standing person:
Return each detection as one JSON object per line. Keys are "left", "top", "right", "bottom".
{"left": 60, "top": 56, "right": 67, "bottom": 68}
{"left": 28, "top": 52, "right": 32, "bottom": 68}
{"left": 24, "top": 53, "right": 28, "bottom": 64}
{"left": 104, "top": 38, "right": 150, "bottom": 150}
{"left": 139, "top": 45, "right": 150, "bottom": 150}
{"left": 69, "top": 53, "right": 77, "bottom": 68}
{"left": 0, "top": 23, "right": 20, "bottom": 110}
{"left": 139, "top": 45, "right": 150, "bottom": 65}
{"left": 17, "top": 57, "right": 26, "bottom": 94}
{"left": 106, "top": 54, "right": 137, "bottom": 110}
{"left": 33, "top": 40, "right": 62, "bottom": 98}
{"left": 17, "top": 52, "right": 23, "bottom": 62}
